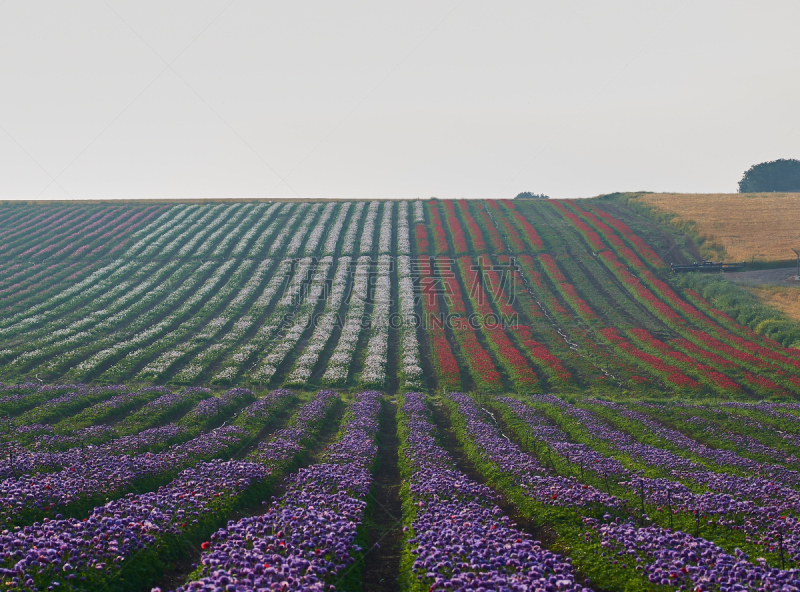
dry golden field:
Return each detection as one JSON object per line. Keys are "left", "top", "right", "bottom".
{"left": 742, "top": 285, "right": 800, "bottom": 322}
{"left": 635, "top": 192, "right": 800, "bottom": 262}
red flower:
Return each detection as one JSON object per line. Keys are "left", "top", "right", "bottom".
{"left": 458, "top": 200, "right": 486, "bottom": 251}
{"left": 415, "top": 224, "right": 429, "bottom": 254}
{"left": 443, "top": 200, "right": 468, "bottom": 254}
{"left": 427, "top": 202, "right": 449, "bottom": 254}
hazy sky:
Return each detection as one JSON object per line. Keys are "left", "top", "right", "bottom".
{"left": 1, "top": 1, "right": 799, "bottom": 200}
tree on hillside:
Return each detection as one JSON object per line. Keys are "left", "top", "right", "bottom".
{"left": 514, "top": 192, "right": 550, "bottom": 199}
{"left": 738, "top": 159, "right": 800, "bottom": 193}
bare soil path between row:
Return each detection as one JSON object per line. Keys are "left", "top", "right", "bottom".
{"left": 360, "top": 398, "right": 404, "bottom": 592}
{"left": 428, "top": 398, "right": 555, "bottom": 546}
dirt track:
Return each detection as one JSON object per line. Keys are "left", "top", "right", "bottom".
{"left": 723, "top": 267, "right": 800, "bottom": 286}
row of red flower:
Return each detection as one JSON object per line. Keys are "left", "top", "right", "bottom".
{"left": 457, "top": 200, "right": 487, "bottom": 252}
{"left": 426, "top": 201, "right": 450, "bottom": 255}
{"left": 437, "top": 256, "right": 503, "bottom": 391}
{"left": 557, "top": 201, "right": 800, "bottom": 393}
{"left": 600, "top": 327, "right": 701, "bottom": 389}
{"left": 566, "top": 201, "right": 800, "bottom": 368}
{"left": 417, "top": 258, "right": 461, "bottom": 390}
{"left": 458, "top": 256, "right": 539, "bottom": 391}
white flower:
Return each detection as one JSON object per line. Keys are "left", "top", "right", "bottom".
{"left": 340, "top": 202, "right": 366, "bottom": 255}
{"left": 322, "top": 256, "right": 371, "bottom": 385}
{"left": 378, "top": 202, "right": 394, "bottom": 254}
{"left": 397, "top": 201, "right": 411, "bottom": 255}
{"left": 304, "top": 202, "right": 337, "bottom": 255}
{"left": 397, "top": 255, "right": 423, "bottom": 387}
{"left": 269, "top": 204, "right": 311, "bottom": 255}
{"left": 414, "top": 200, "right": 425, "bottom": 223}
{"left": 323, "top": 203, "right": 352, "bottom": 255}
{"left": 359, "top": 201, "right": 380, "bottom": 254}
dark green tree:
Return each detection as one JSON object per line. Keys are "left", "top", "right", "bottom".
{"left": 514, "top": 192, "right": 550, "bottom": 199}
{"left": 738, "top": 159, "right": 800, "bottom": 193}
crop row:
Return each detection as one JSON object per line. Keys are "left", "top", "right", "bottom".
{"left": 448, "top": 391, "right": 800, "bottom": 589}
{"left": 3, "top": 197, "right": 800, "bottom": 394}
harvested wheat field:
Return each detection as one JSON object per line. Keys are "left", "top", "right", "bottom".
{"left": 635, "top": 192, "right": 800, "bottom": 262}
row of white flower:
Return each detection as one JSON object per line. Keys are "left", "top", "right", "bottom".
{"left": 284, "top": 256, "right": 352, "bottom": 385}
{"left": 172, "top": 257, "right": 273, "bottom": 380}
{"left": 0, "top": 205, "right": 220, "bottom": 336}
{"left": 5, "top": 259, "right": 178, "bottom": 367}
{"left": 211, "top": 202, "right": 350, "bottom": 382}
{"left": 208, "top": 203, "right": 259, "bottom": 257}
{"left": 340, "top": 202, "right": 365, "bottom": 255}
{"left": 96, "top": 259, "right": 241, "bottom": 381}
{"left": 52, "top": 262, "right": 205, "bottom": 377}
{"left": 321, "top": 255, "right": 371, "bottom": 385}
{"left": 126, "top": 204, "right": 195, "bottom": 249}
{"left": 269, "top": 203, "right": 310, "bottom": 255}
{"left": 176, "top": 204, "right": 233, "bottom": 257}
{"left": 128, "top": 204, "right": 186, "bottom": 240}
{"left": 212, "top": 257, "right": 315, "bottom": 382}
{"left": 70, "top": 260, "right": 233, "bottom": 379}
{"left": 164, "top": 204, "right": 229, "bottom": 259}
{"left": 414, "top": 199, "right": 425, "bottom": 223}
{"left": 378, "top": 201, "right": 394, "bottom": 254}
{"left": 41, "top": 262, "right": 202, "bottom": 377}
{"left": 4, "top": 200, "right": 441, "bottom": 384}
{"left": 3, "top": 200, "right": 337, "bottom": 338}
{"left": 134, "top": 257, "right": 263, "bottom": 380}
{"left": 137, "top": 205, "right": 208, "bottom": 259}
{"left": 359, "top": 201, "right": 380, "bottom": 254}
{"left": 397, "top": 255, "right": 424, "bottom": 387}
{"left": 1, "top": 202, "right": 296, "bottom": 373}
{"left": 360, "top": 255, "right": 392, "bottom": 387}
{"left": 397, "top": 201, "right": 411, "bottom": 255}
{"left": 0, "top": 204, "right": 214, "bottom": 335}
{"left": 249, "top": 256, "right": 334, "bottom": 382}
{"left": 323, "top": 202, "right": 351, "bottom": 255}
{"left": 183, "top": 203, "right": 251, "bottom": 260}
{"left": 173, "top": 259, "right": 275, "bottom": 381}
{"left": 286, "top": 204, "right": 322, "bottom": 256}
{"left": 303, "top": 202, "right": 336, "bottom": 255}
{"left": 248, "top": 203, "right": 295, "bottom": 256}
{"left": 231, "top": 203, "right": 281, "bottom": 257}
{"left": 3, "top": 202, "right": 270, "bottom": 349}
{"left": 0, "top": 259, "right": 129, "bottom": 335}
{"left": 211, "top": 258, "right": 298, "bottom": 382}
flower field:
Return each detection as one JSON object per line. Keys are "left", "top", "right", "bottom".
{"left": 0, "top": 195, "right": 782, "bottom": 396}
{"left": 3, "top": 197, "right": 800, "bottom": 590}
{"left": 3, "top": 384, "right": 800, "bottom": 590}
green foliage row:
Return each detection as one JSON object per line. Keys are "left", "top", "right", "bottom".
{"left": 675, "top": 273, "right": 800, "bottom": 348}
